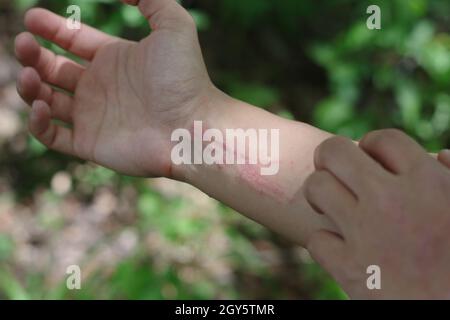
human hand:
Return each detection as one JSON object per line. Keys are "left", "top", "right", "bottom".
{"left": 15, "top": 0, "right": 214, "bottom": 177}
{"left": 304, "top": 129, "right": 450, "bottom": 299}
{"left": 438, "top": 149, "right": 450, "bottom": 168}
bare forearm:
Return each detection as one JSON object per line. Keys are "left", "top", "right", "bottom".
{"left": 173, "top": 90, "right": 336, "bottom": 246}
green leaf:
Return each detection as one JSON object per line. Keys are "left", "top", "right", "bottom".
{"left": 0, "top": 235, "right": 13, "bottom": 261}
{"left": 0, "top": 269, "right": 30, "bottom": 300}
{"left": 28, "top": 135, "right": 47, "bottom": 156}
{"left": 314, "top": 98, "right": 354, "bottom": 131}
{"left": 189, "top": 10, "right": 211, "bottom": 31}
{"left": 121, "top": 5, "right": 145, "bottom": 28}
{"left": 14, "top": 0, "right": 39, "bottom": 11}
{"left": 228, "top": 82, "right": 280, "bottom": 108}
{"left": 396, "top": 81, "right": 421, "bottom": 130}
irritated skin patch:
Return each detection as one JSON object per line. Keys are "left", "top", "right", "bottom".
{"left": 185, "top": 121, "right": 286, "bottom": 201}
{"left": 235, "top": 162, "right": 287, "bottom": 201}
{"left": 215, "top": 134, "right": 286, "bottom": 202}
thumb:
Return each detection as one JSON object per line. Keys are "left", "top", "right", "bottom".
{"left": 438, "top": 150, "right": 450, "bottom": 169}
{"left": 307, "top": 230, "right": 349, "bottom": 284}
{"left": 121, "top": 0, "right": 195, "bottom": 32}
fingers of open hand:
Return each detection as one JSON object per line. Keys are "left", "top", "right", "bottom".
{"left": 17, "top": 67, "right": 74, "bottom": 124}
{"left": 15, "top": 32, "right": 84, "bottom": 93}
{"left": 29, "top": 100, "right": 75, "bottom": 156}
{"left": 16, "top": 7, "right": 121, "bottom": 159}
{"left": 360, "top": 129, "right": 429, "bottom": 174}
{"left": 125, "top": 0, "right": 195, "bottom": 31}
{"left": 24, "top": 8, "right": 117, "bottom": 61}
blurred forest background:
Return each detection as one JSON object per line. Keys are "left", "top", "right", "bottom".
{"left": 0, "top": 0, "right": 449, "bottom": 299}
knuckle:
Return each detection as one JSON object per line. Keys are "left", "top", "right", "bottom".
{"left": 304, "top": 174, "right": 314, "bottom": 197}
{"left": 380, "top": 128, "right": 406, "bottom": 142}
{"left": 315, "top": 136, "right": 350, "bottom": 167}
{"left": 323, "top": 136, "right": 351, "bottom": 153}
{"left": 304, "top": 172, "right": 319, "bottom": 199}
{"left": 361, "top": 129, "right": 404, "bottom": 152}
{"left": 304, "top": 171, "right": 328, "bottom": 199}
{"left": 42, "top": 57, "right": 57, "bottom": 81}
{"left": 361, "top": 130, "right": 389, "bottom": 153}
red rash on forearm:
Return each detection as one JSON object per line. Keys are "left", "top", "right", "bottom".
{"left": 202, "top": 129, "right": 287, "bottom": 202}
{"left": 235, "top": 163, "right": 287, "bottom": 201}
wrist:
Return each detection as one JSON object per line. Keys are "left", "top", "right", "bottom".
{"left": 169, "top": 85, "right": 233, "bottom": 182}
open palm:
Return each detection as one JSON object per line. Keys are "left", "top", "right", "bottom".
{"left": 15, "top": 1, "right": 212, "bottom": 177}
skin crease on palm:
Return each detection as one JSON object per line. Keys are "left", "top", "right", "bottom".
{"left": 305, "top": 130, "right": 450, "bottom": 299}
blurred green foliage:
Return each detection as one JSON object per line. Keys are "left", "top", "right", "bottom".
{"left": 2, "top": 0, "right": 449, "bottom": 300}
